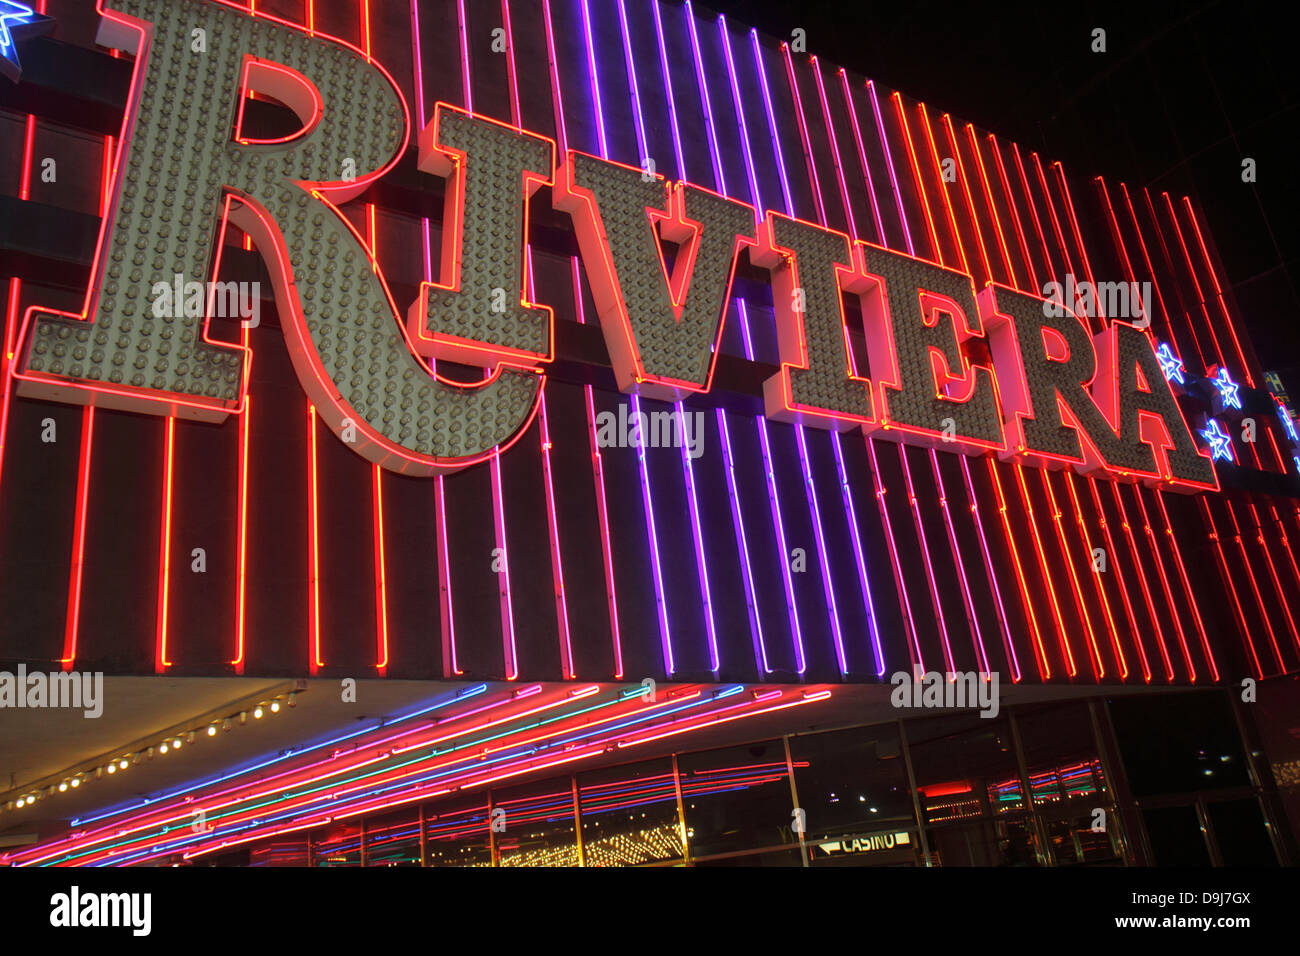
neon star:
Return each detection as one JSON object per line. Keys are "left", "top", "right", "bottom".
{"left": 0, "top": 1, "right": 51, "bottom": 83}
{"left": 0, "top": 2, "right": 34, "bottom": 57}
{"left": 1212, "top": 367, "right": 1241, "bottom": 409}
{"left": 1155, "top": 343, "right": 1184, "bottom": 385}
{"left": 1200, "top": 419, "right": 1234, "bottom": 463}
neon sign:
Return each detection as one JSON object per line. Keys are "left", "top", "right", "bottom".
{"left": 11, "top": 0, "right": 1217, "bottom": 492}
{"left": 0, "top": 1, "right": 53, "bottom": 83}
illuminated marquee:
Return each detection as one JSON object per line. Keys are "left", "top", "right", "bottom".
{"left": 12, "top": 0, "right": 1216, "bottom": 491}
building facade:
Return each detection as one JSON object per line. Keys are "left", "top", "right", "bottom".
{"left": 0, "top": 0, "right": 1298, "bottom": 866}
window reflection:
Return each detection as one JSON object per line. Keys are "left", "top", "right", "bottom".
{"left": 908, "top": 714, "right": 1023, "bottom": 821}
{"left": 678, "top": 741, "right": 797, "bottom": 860}
{"left": 364, "top": 810, "right": 422, "bottom": 866}
{"left": 788, "top": 726, "right": 919, "bottom": 866}
{"left": 492, "top": 780, "right": 580, "bottom": 867}
{"left": 578, "top": 758, "right": 684, "bottom": 867}
{"left": 312, "top": 823, "right": 363, "bottom": 867}
{"left": 1110, "top": 691, "right": 1249, "bottom": 796}
{"left": 424, "top": 795, "right": 493, "bottom": 868}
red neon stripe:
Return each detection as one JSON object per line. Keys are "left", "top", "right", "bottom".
{"left": 902, "top": 105, "right": 1066, "bottom": 678}
{"left": 1013, "top": 465, "right": 1077, "bottom": 677}
{"left": 865, "top": 439, "right": 924, "bottom": 672}
{"left": 897, "top": 128, "right": 1044, "bottom": 675}
{"left": 1143, "top": 487, "right": 1217, "bottom": 681}
{"left": 1244, "top": 500, "right": 1300, "bottom": 659}
{"left": 61, "top": 408, "right": 94, "bottom": 670}
{"left": 1034, "top": 162, "right": 1169, "bottom": 680}
{"left": 18, "top": 116, "right": 35, "bottom": 202}
{"left": 1060, "top": 473, "right": 1126, "bottom": 678}
{"left": 943, "top": 118, "right": 1100, "bottom": 679}
{"left": 61, "top": 127, "right": 118, "bottom": 671}
{"left": 879, "top": 93, "right": 1004, "bottom": 672}
{"left": 937, "top": 113, "right": 992, "bottom": 284}
{"left": 964, "top": 125, "right": 1018, "bottom": 289}
{"left": 0, "top": 281, "right": 17, "bottom": 529}
{"left": 1002, "top": 145, "right": 1158, "bottom": 680}
{"left": 154, "top": 416, "right": 175, "bottom": 672}
{"left": 1139, "top": 188, "right": 1209, "bottom": 368}
{"left": 307, "top": 404, "right": 322, "bottom": 673}
{"left": 1180, "top": 196, "right": 1255, "bottom": 387}
{"left": 1159, "top": 191, "right": 1231, "bottom": 374}
{"left": 1222, "top": 499, "right": 1284, "bottom": 672}
{"left": 891, "top": 93, "right": 941, "bottom": 260}
{"left": 1195, "top": 495, "right": 1257, "bottom": 676}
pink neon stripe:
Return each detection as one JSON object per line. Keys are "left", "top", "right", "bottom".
{"left": 409, "top": 1, "right": 458, "bottom": 676}
{"left": 540, "top": 0, "right": 622, "bottom": 676}
{"left": 502, "top": 0, "right": 574, "bottom": 677}
{"left": 454, "top": 0, "right": 519, "bottom": 678}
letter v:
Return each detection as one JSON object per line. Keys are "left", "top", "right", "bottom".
{"left": 556, "top": 151, "right": 756, "bottom": 400}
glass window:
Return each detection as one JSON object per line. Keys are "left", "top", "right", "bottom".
{"left": 1142, "top": 805, "right": 1211, "bottom": 866}
{"left": 423, "top": 795, "right": 493, "bottom": 867}
{"left": 907, "top": 714, "right": 1023, "bottom": 823}
{"left": 925, "top": 818, "right": 1005, "bottom": 866}
{"left": 311, "top": 822, "right": 363, "bottom": 866}
{"left": 491, "top": 779, "right": 580, "bottom": 867}
{"left": 1208, "top": 798, "right": 1279, "bottom": 866}
{"left": 678, "top": 740, "right": 797, "bottom": 860}
{"left": 1109, "top": 691, "right": 1250, "bottom": 796}
{"left": 578, "top": 758, "right": 684, "bottom": 867}
{"left": 787, "top": 725, "right": 918, "bottom": 866}
{"left": 364, "top": 809, "right": 422, "bottom": 867}
{"left": 1015, "top": 702, "right": 1109, "bottom": 810}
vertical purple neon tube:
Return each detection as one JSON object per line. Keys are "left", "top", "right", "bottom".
{"left": 649, "top": 0, "right": 770, "bottom": 676}
{"left": 614, "top": 0, "right": 719, "bottom": 674}
{"left": 678, "top": 0, "right": 806, "bottom": 675}
{"left": 579, "top": 0, "right": 676, "bottom": 677}
{"left": 727, "top": 20, "right": 884, "bottom": 676}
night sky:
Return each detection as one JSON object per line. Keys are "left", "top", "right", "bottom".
{"left": 708, "top": 0, "right": 1300, "bottom": 393}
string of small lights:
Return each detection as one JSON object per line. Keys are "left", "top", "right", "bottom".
{"left": 2, "top": 687, "right": 300, "bottom": 815}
